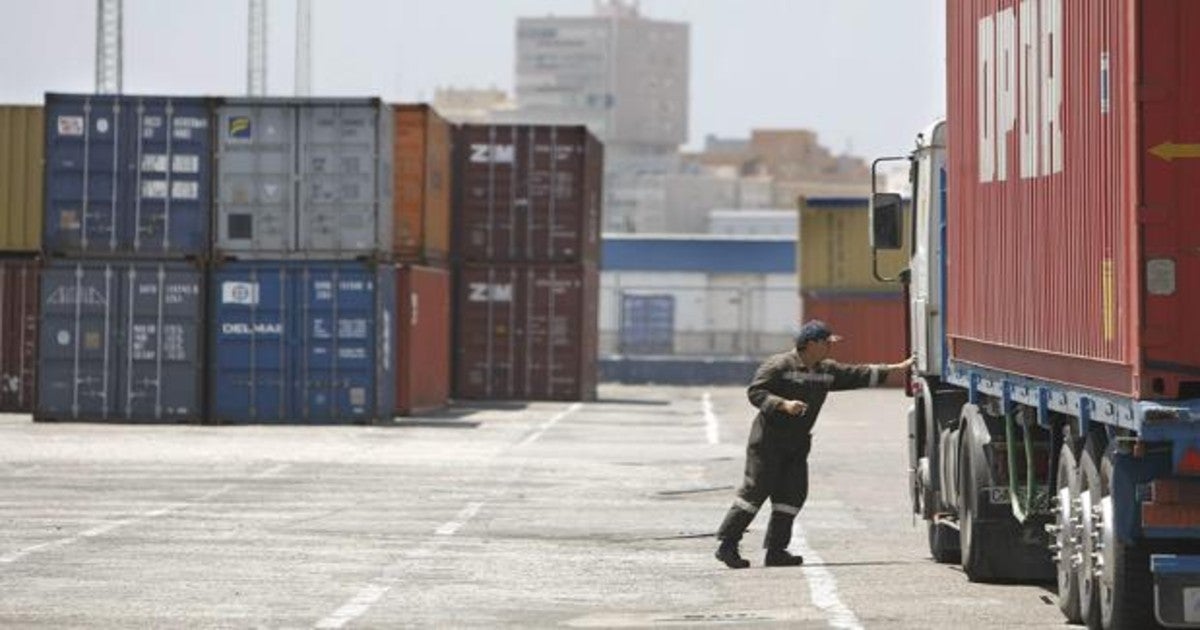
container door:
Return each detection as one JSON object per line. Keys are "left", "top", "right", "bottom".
{"left": 0, "top": 260, "right": 38, "bottom": 412}
{"left": 293, "top": 264, "right": 377, "bottom": 423}
{"left": 393, "top": 107, "right": 428, "bottom": 260}
{"left": 44, "top": 96, "right": 124, "bottom": 255}
{"left": 1139, "top": 0, "right": 1200, "bottom": 399}
{"left": 216, "top": 104, "right": 295, "bottom": 256}
{"left": 211, "top": 265, "right": 288, "bottom": 422}
{"left": 458, "top": 126, "right": 521, "bottom": 262}
{"left": 619, "top": 294, "right": 674, "bottom": 356}
{"left": 396, "top": 265, "right": 450, "bottom": 415}
{"left": 121, "top": 264, "right": 202, "bottom": 422}
{"left": 297, "top": 105, "right": 379, "bottom": 257}
{"left": 522, "top": 266, "right": 586, "bottom": 400}
{"left": 455, "top": 265, "right": 519, "bottom": 399}
{"left": 127, "top": 98, "right": 211, "bottom": 257}
{"left": 38, "top": 263, "right": 119, "bottom": 420}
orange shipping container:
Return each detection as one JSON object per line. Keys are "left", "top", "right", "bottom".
{"left": 801, "top": 290, "right": 906, "bottom": 371}
{"left": 393, "top": 104, "right": 452, "bottom": 264}
{"left": 395, "top": 265, "right": 451, "bottom": 415}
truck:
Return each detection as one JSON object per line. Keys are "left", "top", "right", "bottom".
{"left": 868, "top": 1, "right": 1200, "bottom": 628}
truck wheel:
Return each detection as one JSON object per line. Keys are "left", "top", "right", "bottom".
{"left": 927, "top": 519, "right": 960, "bottom": 564}
{"left": 1077, "top": 435, "right": 1104, "bottom": 628}
{"left": 1096, "top": 444, "right": 1155, "bottom": 630}
{"left": 1054, "top": 441, "right": 1083, "bottom": 623}
{"left": 958, "top": 427, "right": 990, "bottom": 582}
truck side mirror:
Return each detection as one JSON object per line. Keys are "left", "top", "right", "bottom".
{"left": 871, "top": 192, "right": 904, "bottom": 251}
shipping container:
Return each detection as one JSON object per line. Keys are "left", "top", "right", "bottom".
{"left": 209, "top": 260, "right": 395, "bottom": 424}
{"left": 0, "top": 106, "right": 43, "bottom": 252}
{"left": 455, "top": 263, "right": 598, "bottom": 401}
{"left": 36, "top": 260, "right": 204, "bottom": 422}
{"left": 0, "top": 257, "right": 39, "bottom": 412}
{"left": 214, "top": 98, "right": 393, "bottom": 260}
{"left": 801, "top": 290, "right": 906, "bottom": 369}
{"left": 455, "top": 124, "right": 603, "bottom": 264}
{"left": 798, "top": 197, "right": 909, "bottom": 291}
{"left": 947, "top": 0, "right": 1200, "bottom": 399}
{"left": 393, "top": 104, "right": 452, "bottom": 264}
{"left": 395, "top": 265, "right": 450, "bottom": 415}
{"left": 43, "top": 94, "right": 212, "bottom": 258}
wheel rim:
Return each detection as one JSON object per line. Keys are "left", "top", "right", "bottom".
{"left": 1098, "top": 491, "right": 1117, "bottom": 625}
{"left": 1055, "top": 485, "right": 1075, "bottom": 592}
{"left": 1079, "top": 488, "right": 1097, "bottom": 605}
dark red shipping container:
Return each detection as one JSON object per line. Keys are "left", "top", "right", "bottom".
{"left": 454, "top": 263, "right": 598, "bottom": 401}
{"left": 395, "top": 265, "right": 451, "bottom": 415}
{"left": 802, "top": 290, "right": 906, "bottom": 371}
{"left": 947, "top": 0, "right": 1200, "bottom": 399}
{"left": 455, "top": 124, "right": 603, "bottom": 264}
{"left": 0, "top": 257, "right": 38, "bottom": 412}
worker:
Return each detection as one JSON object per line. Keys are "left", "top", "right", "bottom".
{"left": 714, "top": 319, "right": 913, "bottom": 568}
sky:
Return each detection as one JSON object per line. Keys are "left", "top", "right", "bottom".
{"left": 0, "top": 0, "right": 945, "bottom": 157}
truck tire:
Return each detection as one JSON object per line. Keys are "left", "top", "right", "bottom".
{"left": 1077, "top": 435, "right": 1104, "bottom": 628}
{"left": 1054, "top": 440, "right": 1083, "bottom": 623}
{"left": 1096, "top": 443, "right": 1156, "bottom": 630}
{"left": 958, "top": 426, "right": 992, "bottom": 582}
{"left": 928, "top": 520, "right": 960, "bottom": 563}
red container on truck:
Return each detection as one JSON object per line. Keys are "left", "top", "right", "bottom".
{"left": 946, "top": 0, "right": 1200, "bottom": 399}
{"left": 868, "top": 2, "right": 1200, "bottom": 627}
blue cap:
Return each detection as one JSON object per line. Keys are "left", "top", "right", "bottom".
{"left": 794, "top": 319, "right": 843, "bottom": 345}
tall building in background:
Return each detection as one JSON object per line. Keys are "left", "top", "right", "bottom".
{"left": 509, "top": 0, "right": 689, "bottom": 232}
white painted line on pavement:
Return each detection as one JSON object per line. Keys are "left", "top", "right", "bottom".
{"left": 317, "top": 404, "right": 583, "bottom": 628}
{"left": 702, "top": 392, "right": 720, "bottom": 445}
{"left": 794, "top": 527, "right": 864, "bottom": 630}
{"left": 517, "top": 402, "right": 583, "bottom": 447}
{"left": 316, "top": 500, "right": 488, "bottom": 628}
{"left": 0, "top": 463, "right": 289, "bottom": 566}
{"left": 435, "top": 501, "right": 484, "bottom": 536}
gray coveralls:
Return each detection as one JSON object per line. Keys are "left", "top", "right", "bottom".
{"left": 717, "top": 350, "right": 888, "bottom": 551}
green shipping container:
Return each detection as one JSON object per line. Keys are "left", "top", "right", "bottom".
{"left": 0, "top": 106, "right": 43, "bottom": 252}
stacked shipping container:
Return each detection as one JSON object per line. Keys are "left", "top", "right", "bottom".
{"left": 797, "top": 196, "right": 909, "bottom": 366}
{"left": 0, "top": 106, "right": 42, "bottom": 413}
{"left": 208, "top": 98, "right": 453, "bottom": 423}
{"left": 37, "top": 94, "right": 210, "bottom": 422}
{"left": 392, "top": 105, "right": 453, "bottom": 416}
{"left": 453, "top": 124, "right": 602, "bottom": 401}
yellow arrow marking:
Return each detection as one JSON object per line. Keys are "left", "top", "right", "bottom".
{"left": 1150, "top": 142, "right": 1200, "bottom": 162}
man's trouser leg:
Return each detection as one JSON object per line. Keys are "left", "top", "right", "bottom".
{"left": 764, "top": 441, "right": 809, "bottom": 566}
{"left": 715, "top": 445, "right": 776, "bottom": 567}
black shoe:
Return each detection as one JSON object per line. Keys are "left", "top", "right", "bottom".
{"left": 764, "top": 549, "right": 804, "bottom": 567}
{"left": 715, "top": 540, "right": 750, "bottom": 569}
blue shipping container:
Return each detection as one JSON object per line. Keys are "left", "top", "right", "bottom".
{"left": 44, "top": 93, "right": 212, "bottom": 257}
{"left": 209, "top": 261, "right": 395, "bottom": 424}
{"left": 37, "top": 260, "right": 205, "bottom": 422}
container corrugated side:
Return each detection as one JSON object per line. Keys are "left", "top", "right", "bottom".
{"left": 454, "top": 263, "right": 597, "bottom": 401}
{"left": 798, "top": 198, "right": 908, "bottom": 292}
{"left": 214, "top": 98, "right": 394, "bottom": 260}
{"left": 395, "top": 265, "right": 450, "bottom": 415}
{"left": 802, "top": 290, "right": 907, "bottom": 370}
{"left": 455, "top": 124, "right": 602, "bottom": 265}
{"left": 36, "top": 259, "right": 205, "bottom": 422}
{"left": 43, "top": 94, "right": 212, "bottom": 258}
{"left": 394, "top": 105, "right": 452, "bottom": 264}
{"left": 209, "top": 260, "right": 395, "bottom": 424}
{"left": 0, "top": 257, "right": 39, "bottom": 412}
{"left": 0, "top": 106, "right": 43, "bottom": 252}
{"left": 947, "top": 0, "right": 1200, "bottom": 399}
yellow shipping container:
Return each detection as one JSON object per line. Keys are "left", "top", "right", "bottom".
{"left": 0, "top": 106, "right": 43, "bottom": 252}
{"left": 798, "top": 197, "right": 909, "bottom": 292}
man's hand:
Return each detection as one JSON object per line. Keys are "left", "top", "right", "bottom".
{"left": 781, "top": 400, "right": 808, "bottom": 416}
{"left": 887, "top": 356, "right": 915, "bottom": 371}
